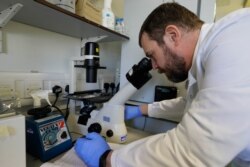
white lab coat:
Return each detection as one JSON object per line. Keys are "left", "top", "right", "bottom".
{"left": 111, "top": 8, "right": 250, "bottom": 167}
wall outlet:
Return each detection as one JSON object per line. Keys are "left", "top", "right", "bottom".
{"left": 24, "top": 80, "right": 43, "bottom": 98}
{"left": 15, "top": 80, "right": 25, "bottom": 98}
{"left": 43, "top": 80, "right": 68, "bottom": 94}
{"left": 0, "top": 80, "right": 15, "bottom": 100}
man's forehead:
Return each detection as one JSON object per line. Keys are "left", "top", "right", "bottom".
{"left": 141, "top": 33, "right": 153, "bottom": 48}
{"left": 141, "top": 33, "right": 158, "bottom": 53}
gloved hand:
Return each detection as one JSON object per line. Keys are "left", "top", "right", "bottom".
{"left": 124, "top": 105, "right": 142, "bottom": 120}
{"left": 74, "top": 132, "right": 111, "bottom": 167}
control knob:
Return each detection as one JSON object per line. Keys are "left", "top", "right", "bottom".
{"left": 88, "top": 123, "right": 102, "bottom": 133}
{"left": 106, "top": 129, "right": 113, "bottom": 137}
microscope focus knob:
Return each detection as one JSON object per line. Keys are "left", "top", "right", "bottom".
{"left": 88, "top": 123, "right": 102, "bottom": 133}
{"left": 106, "top": 129, "right": 113, "bottom": 137}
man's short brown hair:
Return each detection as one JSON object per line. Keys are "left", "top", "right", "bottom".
{"left": 139, "top": 2, "right": 204, "bottom": 46}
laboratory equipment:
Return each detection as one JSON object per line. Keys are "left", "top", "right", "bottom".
{"left": 74, "top": 42, "right": 106, "bottom": 83}
{"left": 26, "top": 89, "right": 72, "bottom": 162}
{"left": 154, "top": 85, "right": 177, "bottom": 102}
{"left": 84, "top": 42, "right": 100, "bottom": 83}
{"left": 76, "top": 57, "right": 152, "bottom": 143}
{"left": 26, "top": 113, "right": 72, "bottom": 162}
{"left": 29, "top": 90, "right": 52, "bottom": 108}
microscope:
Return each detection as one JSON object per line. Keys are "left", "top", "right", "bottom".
{"left": 77, "top": 57, "right": 152, "bottom": 143}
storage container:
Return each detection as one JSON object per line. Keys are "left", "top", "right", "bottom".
{"left": 76, "top": 0, "right": 102, "bottom": 24}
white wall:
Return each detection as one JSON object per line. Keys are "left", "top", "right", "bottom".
{"left": 0, "top": 21, "right": 80, "bottom": 73}
{"left": 215, "top": 0, "right": 244, "bottom": 20}
{"left": 0, "top": 21, "right": 122, "bottom": 105}
{"left": 0, "top": 21, "right": 121, "bottom": 73}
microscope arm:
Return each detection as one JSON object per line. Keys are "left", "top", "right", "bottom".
{"left": 108, "top": 83, "right": 137, "bottom": 105}
{"left": 109, "top": 57, "right": 152, "bottom": 105}
{"left": 79, "top": 58, "right": 152, "bottom": 143}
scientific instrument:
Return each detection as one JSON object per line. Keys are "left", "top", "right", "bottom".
{"left": 26, "top": 89, "right": 72, "bottom": 162}
{"left": 74, "top": 42, "right": 106, "bottom": 83}
{"left": 84, "top": 42, "right": 100, "bottom": 83}
{"left": 77, "top": 57, "right": 152, "bottom": 143}
{"left": 29, "top": 90, "right": 52, "bottom": 108}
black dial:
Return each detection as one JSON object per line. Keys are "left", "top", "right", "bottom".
{"left": 106, "top": 130, "right": 113, "bottom": 137}
{"left": 88, "top": 123, "right": 102, "bottom": 133}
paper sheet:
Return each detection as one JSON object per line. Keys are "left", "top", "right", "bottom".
{"left": 41, "top": 143, "right": 124, "bottom": 167}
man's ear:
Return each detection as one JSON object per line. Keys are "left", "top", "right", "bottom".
{"left": 163, "top": 25, "right": 180, "bottom": 46}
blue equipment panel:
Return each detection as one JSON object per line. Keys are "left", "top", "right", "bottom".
{"left": 26, "top": 114, "right": 72, "bottom": 162}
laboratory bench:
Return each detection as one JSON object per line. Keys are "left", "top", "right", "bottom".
{"left": 26, "top": 126, "right": 152, "bottom": 167}
{"left": 8, "top": 103, "right": 152, "bottom": 167}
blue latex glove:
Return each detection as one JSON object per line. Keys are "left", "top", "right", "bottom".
{"left": 74, "top": 132, "right": 110, "bottom": 167}
{"left": 124, "top": 105, "right": 142, "bottom": 120}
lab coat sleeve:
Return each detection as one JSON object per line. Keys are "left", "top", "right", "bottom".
{"left": 112, "top": 86, "right": 250, "bottom": 167}
{"left": 147, "top": 97, "right": 186, "bottom": 122}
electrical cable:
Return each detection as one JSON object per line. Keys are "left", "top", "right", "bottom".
{"left": 51, "top": 85, "right": 69, "bottom": 119}
{"left": 52, "top": 94, "right": 58, "bottom": 106}
{"left": 65, "top": 98, "right": 70, "bottom": 121}
{"left": 70, "top": 131, "right": 84, "bottom": 144}
{"left": 51, "top": 105, "right": 64, "bottom": 117}
{"left": 70, "top": 131, "right": 83, "bottom": 135}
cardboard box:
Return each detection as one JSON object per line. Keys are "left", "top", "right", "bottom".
{"left": 76, "top": 0, "right": 102, "bottom": 24}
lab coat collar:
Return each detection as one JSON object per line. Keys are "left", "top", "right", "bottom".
{"left": 187, "top": 23, "right": 214, "bottom": 88}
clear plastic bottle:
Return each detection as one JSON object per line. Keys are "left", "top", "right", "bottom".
{"left": 116, "top": 18, "right": 124, "bottom": 33}
{"left": 120, "top": 18, "right": 125, "bottom": 34}
{"left": 102, "top": 0, "right": 115, "bottom": 30}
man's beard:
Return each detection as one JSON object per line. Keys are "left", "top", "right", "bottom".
{"left": 159, "top": 45, "right": 188, "bottom": 83}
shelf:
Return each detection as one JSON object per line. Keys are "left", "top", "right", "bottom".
{"left": 0, "top": 0, "right": 129, "bottom": 42}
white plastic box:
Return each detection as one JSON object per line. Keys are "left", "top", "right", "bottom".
{"left": 46, "top": 0, "right": 76, "bottom": 13}
{"left": 0, "top": 114, "right": 26, "bottom": 167}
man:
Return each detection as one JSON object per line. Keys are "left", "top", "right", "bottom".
{"left": 74, "top": 2, "right": 250, "bottom": 167}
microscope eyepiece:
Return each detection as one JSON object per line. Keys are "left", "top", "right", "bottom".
{"left": 126, "top": 57, "right": 152, "bottom": 89}
{"left": 137, "top": 57, "right": 152, "bottom": 72}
